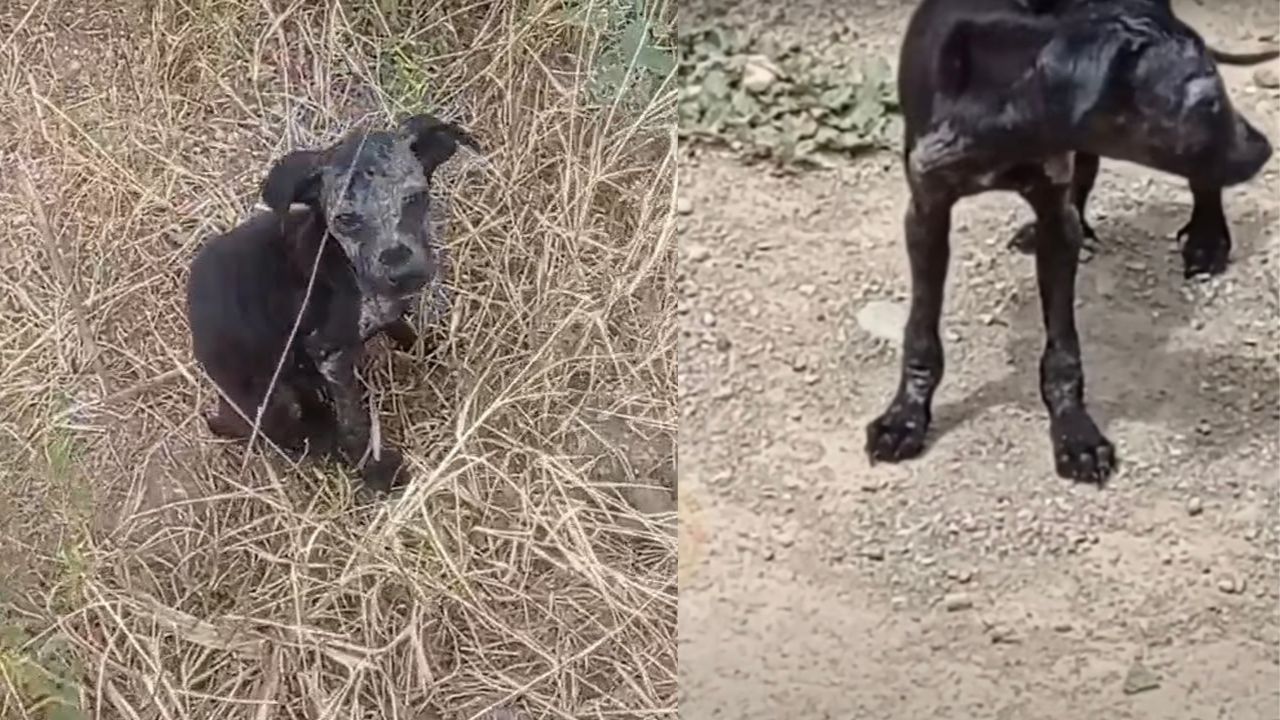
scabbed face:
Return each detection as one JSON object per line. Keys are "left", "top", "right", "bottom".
{"left": 259, "top": 115, "right": 480, "bottom": 300}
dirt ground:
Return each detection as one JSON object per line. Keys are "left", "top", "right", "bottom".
{"left": 677, "top": 1, "right": 1280, "bottom": 718}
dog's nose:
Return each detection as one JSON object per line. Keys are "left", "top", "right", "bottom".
{"left": 380, "top": 244, "right": 413, "bottom": 267}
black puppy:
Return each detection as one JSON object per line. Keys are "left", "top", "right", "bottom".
{"left": 865, "top": 0, "right": 1272, "bottom": 483}
{"left": 186, "top": 114, "right": 478, "bottom": 491}
{"left": 1008, "top": 0, "right": 1278, "bottom": 273}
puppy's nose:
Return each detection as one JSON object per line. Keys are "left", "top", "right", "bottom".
{"left": 380, "top": 244, "right": 413, "bottom": 267}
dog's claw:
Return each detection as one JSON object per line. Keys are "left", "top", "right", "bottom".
{"left": 1050, "top": 415, "right": 1116, "bottom": 484}
{"left": 865, "top": 406, "right": 930, "bottom": 463}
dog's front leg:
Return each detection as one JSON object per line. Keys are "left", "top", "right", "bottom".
{"left": 865, "top": 195, "right": 953, "bottom": 463}
{"left": 1023, "top": 177, "right": 1116, "bottom": 484}
{"left": 1177, "top": 184, "right": 1232, "bottom": 277}
{"left": 314, "top": 346, "right": 404, "bottom": 491}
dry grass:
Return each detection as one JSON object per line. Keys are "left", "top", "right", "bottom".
{"left": 0, "top": 1, "right": 676, "bottom": 718}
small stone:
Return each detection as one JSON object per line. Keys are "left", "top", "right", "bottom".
{"left": 861, "top": 545, "right": 886, "bottom": 561}
{"left": 856, "top": 299, "right": 909, "bottom": 342}
{"left": 1122, "top": 661, "right": 1160, "bottom": 695}
{"left": 741, "top": 55, "right": 781, "bottom": 93}
{"left": 1218, "top": 575, "right": 1246, "bottom": 594}
{"left": 943, "top": 592, "right": 974, "bottom": 611}
{"left": 687, "top": 244, "right": 711, "bottom": 262}
{"left": 947, "top": 568, "right": 974, "bottom": 584}
{"left": 676, "top": 196, "right": 695, "bottom": 215}
{"left": 798, "top": 283, "right": 817, "bottom": 297}
{"left": 776, "top": 528, "right": 796, "bottom": 548}
{"left": 1186, "top": 497, "right": 1203, "bottom": 516}
{"left": 715, "top": 337, "right": 732, "bottom": 352}
{"left": 1052, "top": 622, "right": 1073, "bottom": 633}
{"left": 1254, "top": 67, "right": 1280, "bottom": 89}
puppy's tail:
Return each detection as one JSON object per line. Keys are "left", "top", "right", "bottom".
{"left": 1209, "top": 46, "right": 1280, "bottom": 65}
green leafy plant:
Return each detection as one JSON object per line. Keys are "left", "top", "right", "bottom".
{"left": 678, "top": 25, "right": 902, "bottom": 168}
{"left": 0, "top": 626, "right": 84, "bottom": 720}
{"left": 561, "top": 0, "right": 676, "bottom": 109}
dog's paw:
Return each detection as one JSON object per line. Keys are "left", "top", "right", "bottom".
{"left": 1007, "top": 219, "right": 1098, "bottom": 257}
{"left": 865, "top": 405, "right": 930, "bottom": 464}
{"left": 361, "top": 449, "right": 407, "bottom": 493}
{"left": 1050, "top": 415, "right": 1116, "bottom": 484}
{"left": 1177, "top": 222, "right": 1230, "bottom": 278}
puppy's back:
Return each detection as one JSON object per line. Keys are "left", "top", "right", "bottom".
{"left": 186, "top": 211, "right": 304, "bottom": 378}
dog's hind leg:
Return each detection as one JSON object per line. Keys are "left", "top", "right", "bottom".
{"left": 1009, "top": 152, "right": 1101, "bottom": 255}
{"left": 865, "top": 195, "right": 953, "bottom": 464}
{"left": 1021, "top": 171, "right": 1116, "bottom": 484}
{"left": 1177, "top": 185, "right": 1232, "bottom": 278}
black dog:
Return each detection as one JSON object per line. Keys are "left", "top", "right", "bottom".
{"left": 186, "top": 114, "right": 478, "bottom": 492}
{"left": 1007, "top": 0, "right": 1279, "bottom": 273}
{"left": 865, "top": 0, "right": 1272, "bottom": 483}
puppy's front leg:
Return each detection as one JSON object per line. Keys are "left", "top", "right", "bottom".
{"left": 866, "top": 195, "right": 953, "bottom": 463}
{"left": 315, "top": 346, "right": 404, "bottom": 491}
{"left": 1023, "top": 178, "right": 1116, "bottom": 484}
{"left": 1178, "top": 185, "right": 1232, "bottom": 277}
{"left": 383, "top": 318, "right": 419, "bottom": 352}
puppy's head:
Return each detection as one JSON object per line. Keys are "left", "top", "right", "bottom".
{"left": 932, "top": 7, "right": 1271, "bottom": 186}
{"left": 261, "top": 115, "right": 479, "bottom": 295}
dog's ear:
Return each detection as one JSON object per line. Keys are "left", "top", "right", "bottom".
{"left": 936, "top": 14, "right": 1057, "bottom": 99}
{"left": 261, "top": 149, "right": 323, "bottom": 214}
{"left": 400, "top": 114, "right": 481, "bottom": 176}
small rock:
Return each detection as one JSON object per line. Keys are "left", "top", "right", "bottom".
{"left": 676, "top": 196, "right": 695, "bottom": 215}
{"left": 856, "top": 299, "right": 909, "bottom": 342}
{"left": 1186, "top": 496, "right": 1203, "bottom": 516}
{"left": 947, "top": 568, "right": 974, "bottom": 584}
{"left": 715, "top": 337, "right": 732, "bottom": 352}
{"left": 1052, "top": 622, "right": 1073, "bottom": 633}
{"left": 861, "top": 545, "right": 886, "bottom": 561}
{"left": 1254, "top": 67, "right": 1280, "bottom": 89}
{"left": 742, "top": 55, "right": 781, "bottom": 93}
{"left": 1122, "top": 661, "right": 1160, "bottom": 695}
{"left": 1218, "top": 575, "right": 1246, "bottom": 594}
{"left": 798, "top": 283, "right": 817, "bottom": 296}
{"left": 943, "top": 592, "right": 974, "bottom": 611}
{"left": 687, "top": 244, "right": 711, "bottom": 262}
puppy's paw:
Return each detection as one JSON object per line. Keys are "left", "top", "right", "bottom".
{"left": 1007, "top": 219, "right": 1098, "bottom": 256}
{"left": 361, "top": 449, "right": 407, "bottom": 494}
{"left": 865, "top": 405, "right": 930, "bottom": 464}
{"left": 1178, "top": 222, "right": 1230, "bottom": 278}
{"left": 1050, "top": 415, "right": 1116, "bottom": 484}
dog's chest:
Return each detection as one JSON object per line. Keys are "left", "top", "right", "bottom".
{"left": 358, "top": 294, "right": 410, "bottom": 339}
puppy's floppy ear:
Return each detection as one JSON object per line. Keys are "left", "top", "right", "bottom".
{"left": 261, "top": 149, "right": 323, "bottom": 214}
{"left": 936, "top": 14, "right": 1056, "bottom": 99}
{"left": 399, "top": 114, "right": 481, "bottom": 175}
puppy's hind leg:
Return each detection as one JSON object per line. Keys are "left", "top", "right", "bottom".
{"left": 866, "top": 195, "right": 953, "bottom": 463}
{"left": 1009, "top": 153, "right": 1101, "bottom": 255}
{"left": 1021, "top": 173, "right": 1116, "bottom": 484}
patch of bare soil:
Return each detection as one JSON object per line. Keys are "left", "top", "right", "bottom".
{"left": 678, "top": 1, "right": 1280, "bottom": 718}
